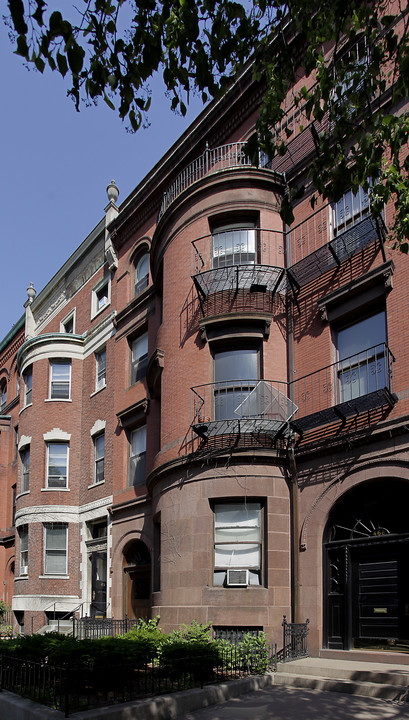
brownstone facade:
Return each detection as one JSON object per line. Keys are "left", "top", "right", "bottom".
{"left": 1, "top": 21, "right": 409, "bottom": 652}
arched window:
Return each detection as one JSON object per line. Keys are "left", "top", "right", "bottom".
{"left": 134, "top": 253, "right": 149, "bottom": 296}
{"left": 0, "top": 380, "right": 7, "bottom": 411}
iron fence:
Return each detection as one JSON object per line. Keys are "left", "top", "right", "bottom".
{"left": 72, "top": 616, "right": 142, "bottom": 639}
{"left": 276, "top": 616, "right": 310, "bottom": 663}
{"left": 0, "top": 646, "right": 273, "bottom": 717}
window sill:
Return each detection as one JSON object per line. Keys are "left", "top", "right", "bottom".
{"left": 15, "top": 575, "right": 29, "bottom": 581}
{"left": 88, "top": 480, "right": 105, "bottom": 489}
{"left": 91, "top": 303, "right": 111, "bottom": 322}
{"left": 16, "top": 491, "right": 30, "bottom": 500}
{"left": 18, "top": 403, "right": 32, "bottom": 416}
{"left": 44, "top": 398, "right": 72, "bottom": 403}
{"left": 90, "top": 385, "right": 106, "bottom": 398}
{"left": 39, "top": 575, "right": 69, "bottom": 579}
{"left": 41, "top": 487, "right": 70, "bottom": 492}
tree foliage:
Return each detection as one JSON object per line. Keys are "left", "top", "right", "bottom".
{"left": 5, "top": 0, "right": 409, "bottom": 249}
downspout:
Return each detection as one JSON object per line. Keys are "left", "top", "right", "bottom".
{"left": 288, "top": 431, "right": 301, "bottom": 624}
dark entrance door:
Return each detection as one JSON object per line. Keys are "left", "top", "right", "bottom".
{"left": 91, "top": 552, "right": 107, "bottom": 618}
{"left": 324, "top": 479, "right": 409, "bottom": 651}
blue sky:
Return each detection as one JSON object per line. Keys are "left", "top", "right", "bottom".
{"left": 0, "top": 19, "right": 203, "bottom": 341}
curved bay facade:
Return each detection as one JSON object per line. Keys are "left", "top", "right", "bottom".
{"left": 1, "top": 28, "right": 409, "bottom": 654}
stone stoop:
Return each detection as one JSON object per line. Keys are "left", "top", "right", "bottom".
{"left": 273, "top": 657, "right": 409, "bottom": 701}
{"left": 36, "top": 620, "right": 73, "bottom": 635}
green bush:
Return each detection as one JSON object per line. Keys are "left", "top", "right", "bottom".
{"left": 160, "top": 639, "right": 218, "bottom": 682}
{"left": 237, "top": 632, "right": 269, "bottom": 674}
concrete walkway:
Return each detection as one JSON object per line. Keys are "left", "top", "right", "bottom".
{"left": 178, "top": 684, "right": 409, "bottom": 720}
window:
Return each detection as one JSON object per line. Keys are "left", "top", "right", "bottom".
{"left": 94, "top": 433, "right": 105, "bottom": 484}
{"left": 135, "top": 253, "right": 149, "bottom": 296}
{"left": 49, "top": 361, "right": 71, "bottom": 400}
{"left": 95, "top": 348, "right": 106, "bottom": 391}
{"left": 337, "top": 311, "right": 387, "bottom": 402}
{"left": 19, "top": 525, "right": 28, "bottom": 575}
{"left": 214, "top": 348, "right": 258, "bottom": 420}
{"left": 129, "top": 426, "right": 146, "bottom": 487}
{"left": 23, "top": 366, "right": 32, "bottom": 406}
{"left": 0, "top": 381, "right": 7, "bottom": 410}
{"left": 62, "top": 315, "right": 74, "bottom": 333}
{"left": 46, "top": 442, "right": 69, "bottom": 488}
{"left": 332, "top": 36, "right": 369, "bottom": 103}
{"left": 131, "top": 333, "right": 148, "bottom": 384}
{"left": 214, "top": 502, "right": 262, "bottom": 586}
{"left": 20, "top": 446, "right": 30, "bottom": 493}
{"left": 212, "top": 223, "right": 256, "bottom": 268}
{"left": 92, "top": 277, "right": 111, "bottom": 317}
{"left": 44, "top": 523, "right": 67, "bottom": 575}
{"left": 332, "top": 185, "right": 370, "bottom": 236}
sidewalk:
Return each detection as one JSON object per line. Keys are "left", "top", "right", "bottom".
{"left": 179, "top": 684, "right": 409, "bottom": 720}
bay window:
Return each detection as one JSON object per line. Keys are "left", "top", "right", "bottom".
{"left": 19, "top": 525, "right": 28, "bottom": 575}
{"left": 20, "top": 446, "right": 30, "bottom": 493}
{"left": 44, "top": 523, "right": 68, "bottom": 575}
{"left": 49, "top": 361, "right": 71, "bottom": 400}
{"left": 214, "top": 348, "right": 258, "bottom": 420}
{"left": 47, "top": 442, "right": 69, "bottom": 488}
{"left": 214, "top": 502, "right": 262, "bottom": 586}
{"left": 212, "top": 223, "right": 256, "bottom": 268}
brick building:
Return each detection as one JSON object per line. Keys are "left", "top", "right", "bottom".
{"left": 1, "top": 13, "right": 409, "bottom": 652}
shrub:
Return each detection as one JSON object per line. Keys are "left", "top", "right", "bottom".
{"left": 237, "top": 632, "right": 269, "bottom": 674}
{"left": 160, "top": 639, "right": 218, "bottom": 683}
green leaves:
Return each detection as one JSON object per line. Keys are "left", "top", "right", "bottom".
{"left": 8, "top": 0, "right": 27, "bottom": 35}
{"left": 4, "top": 0, "right": 409, "bottom": 250}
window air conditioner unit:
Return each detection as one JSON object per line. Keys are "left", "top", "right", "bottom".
{"left": 20, "top": 566, "right": 28, "bottom": 576}
{"left": 226, "top": 569, "right": 249, "bottom": 587}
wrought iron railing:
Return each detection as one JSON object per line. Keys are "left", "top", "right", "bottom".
{"left": 0, "top": 647, "right": 271, "bottom": 716}
{"left": 191, "top": 379, "right": 297, "bottom": 439}
{"left": 73, "top": 616, "right": 142, "bottom": 639}
{"left": 291, "top": 343, "right": 395, "bottom": 424}
{"left": 158, "top": 142, "right": 273, "bottom": 219}
{"left": 191, "top": 344, "right": 395, "bottom": 438}
{"left": 192, "top": 228, "right": 285, "bottom": 276}
{"left": 276, "top": 616, "right": 310, "bottom": 663}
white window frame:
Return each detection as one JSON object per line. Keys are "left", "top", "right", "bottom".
{"left": 19, "top": 525, "right": 28, "bottom": 576}
{"left": 49, "top": 361, "right": 71, "bottom": 400}
{"left": 129, "top": 425, "right": 147, "bottom": 487}
{"left": 23, "top": 366, "right": 32, "bottom": 406}
{"left": 95, "top": 348, "right": 106, "bottom": 391}
{"left": 131, "top": 333, "right": 148, "bottom": 384}
{"left": 331, "top": 184, "right": 371, "bottom": 237}
{"left": 20, "top": 446, "right": 30, "bottom": 493}
{"left": 212, "top": 222, "right": 257, "bottom": 269}
{"left": 91, "top": 276, "right": 111, "bottom": 318}
{"left": 60, "top": 309, "right": 76, "bottom": 334}
{"left": 213, "top": 502, "right": 262, "bottom": 587}
{"left": 46, "top": 442, "right": 69, "bottom": 489}
{"left": 44, "top": 523, "right": 68, "bottom": 575}
{"left": 93, "top": 432, "right": 105, "bottom": 484}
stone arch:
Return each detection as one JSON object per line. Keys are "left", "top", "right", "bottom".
{"left": 122, "top": 538, "right": 152, "bottom": 620}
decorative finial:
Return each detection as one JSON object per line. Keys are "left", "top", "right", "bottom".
{"left": 106, "top": 180, "right": 119, "bottom": 204}
{"left": 27, "top": 282, "right": 36, "bottom": 304}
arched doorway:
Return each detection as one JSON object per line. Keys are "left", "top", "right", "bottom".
{"left": 122, "top": 540, "right": 151, "bottom": 620}
{"left": 324, "top": 479, "right": 409, "bottom": 651}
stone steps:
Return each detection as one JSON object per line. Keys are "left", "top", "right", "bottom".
{"left": 274, "top": 657, "right": 409, "bottom": 701}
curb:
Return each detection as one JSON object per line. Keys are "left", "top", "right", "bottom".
{"left": 0, "top": 673, "right": 276, "bottom": 720}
